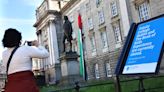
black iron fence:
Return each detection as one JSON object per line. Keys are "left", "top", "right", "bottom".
{"left": 48, "top": 75, "right": 164, "bottom": 92}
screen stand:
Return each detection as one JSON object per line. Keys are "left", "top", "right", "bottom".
{"left": 138, "top": 76, "right": 145, "bottom": 92}
{"left": 115, "top": 75, "right": 121, "bottom": 92}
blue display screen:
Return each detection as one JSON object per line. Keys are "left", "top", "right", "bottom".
{"left": 123, "top": 17, "right": 164, "bottom": 74}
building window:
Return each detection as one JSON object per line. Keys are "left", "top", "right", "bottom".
{"left": 96, "top": 0, "right": 102, "bottom": 7}
{"left": 98, "top": 10, "right": 105, "bottom": 25}
{"left": 138, "top": 1, "right": 150, "bottom": 21}
{"left": 111, "top": 2, "right": 118, "bottom": 17}
{"left": 106, "top": 62, "right": 112, "bottom": 77}
{"left": 69, "top": 14, "right": 74, "bottom": 22}
{"left": 86, "top": 67, "right": 90, "bottom": 80}
{"left": 94, "top": 64, "right": 100, "bottom": 79}
{"left": 90, "top": 34, "right": 96, "bottom": 55}
{"left": 85, "top": 2, "right": 91, "bottom": 13}
{"left": 100, "top": 30, "right": 108, "bottom": 52}
{"left": 88, "top": 17, "right": 94, "bottom": 30}
{"left": 113, "top": 24, "right": 122, "bottom": 44}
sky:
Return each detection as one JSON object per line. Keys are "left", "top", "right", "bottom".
{"left": 0, "top": 0, "right": 43, "bottom": 60}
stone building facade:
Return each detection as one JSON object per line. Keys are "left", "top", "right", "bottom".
{"left": 34, "top": 0, "right": 164, "bottom": 83}
{"left": 61, "top": 0, "right": 164, "bottom": 80}
{"left": 61, "top": 0, "right": 130, "bottom": 80}
{"left": 33, "top": 0, "right": 69, "bottom": 84}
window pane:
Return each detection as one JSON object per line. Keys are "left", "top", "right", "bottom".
{"left": 96, "top": 0, "right": 101, "bottom": 7}
{"left": 95, "top": 64, "right": 100, "bottom": 79}
{"left": 88, "top": 18, "right": 93, "bottom": 30}
{"left": 138, "top": 2, "right": 150, "bottom": 21}
{"left": 111, "top": 2, "right": 118, "bottom": 17}
{"left": 90, "top": 35, "right": 96, "bottom": 52}
{"left": 101, "top": 31, "right": 108, "bottom": 48}
{"left": 98, "top": 10, "right": 105, "bottom": 24}
{"left": 86, "top": 2, "right": 90, "bottom": 13}
{"left": 113, "top": 24, "right": 122, "bottom": 43}
{"left": 106, "top": 63, "right": 112, "bottom": 77}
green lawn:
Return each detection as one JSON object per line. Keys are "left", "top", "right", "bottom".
{"left": 40, "top": 76, "right": 164, "bottom": 92}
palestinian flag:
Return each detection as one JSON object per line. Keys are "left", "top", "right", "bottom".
{"left": 77, "top": 14, "right": 85, "bottom": 79}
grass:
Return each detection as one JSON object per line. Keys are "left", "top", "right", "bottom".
{"left": 143, "top": 76, "right": 164, "bottom": 92}
{"left": 40, "top": 85, "right": 58, "bottom": 92}
{"left": 40, "top": 76, "right": 164, "bottom": 92}
{"left": 80, "top": 84, "right": 115, "bottom": 92}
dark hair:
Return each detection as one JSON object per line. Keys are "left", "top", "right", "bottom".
{"left": 64, "top": 16, "right": 68, "bottom": 20}
{"left": 2, "top": 28, "right": 22, "bottom": 47}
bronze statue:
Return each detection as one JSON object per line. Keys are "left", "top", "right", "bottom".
{"left": 63, "top": 16, "right": 73, "bottom": 52}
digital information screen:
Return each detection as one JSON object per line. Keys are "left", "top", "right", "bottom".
{"left": 122, "top": 16, "right": 164, "bottom": 74}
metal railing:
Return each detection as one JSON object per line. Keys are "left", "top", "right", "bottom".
{"left": 48, "top": 75, "right": 164, "bottom": 92}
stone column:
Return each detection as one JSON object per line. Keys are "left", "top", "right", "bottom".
{"left": 54, "top": 63, "right": 61, "bottom": 84}
{"left": 59, "top": 51, "right": 82, "bottom": 85}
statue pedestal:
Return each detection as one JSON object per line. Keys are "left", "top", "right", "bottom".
{"left": 59, "top": 51, "right": 82, "bottom": 85}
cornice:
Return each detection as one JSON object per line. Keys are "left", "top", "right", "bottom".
{"left": 33, "top": 10, "right": 61, "bottom": 27}
{"left": 60, "top": 0, "right": 80, "bottom": 14}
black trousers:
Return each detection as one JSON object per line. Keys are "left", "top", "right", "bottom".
{"left": 63, "top": 34, "right": 72, "bottom": 52}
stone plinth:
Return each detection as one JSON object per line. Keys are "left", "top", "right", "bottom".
{"left": 59, "top": 51, "right": 82, "bottom": 85}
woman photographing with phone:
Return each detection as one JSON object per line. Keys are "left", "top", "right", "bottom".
{"left": 1, "top": 28, "right": 49, "bottom": 92}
